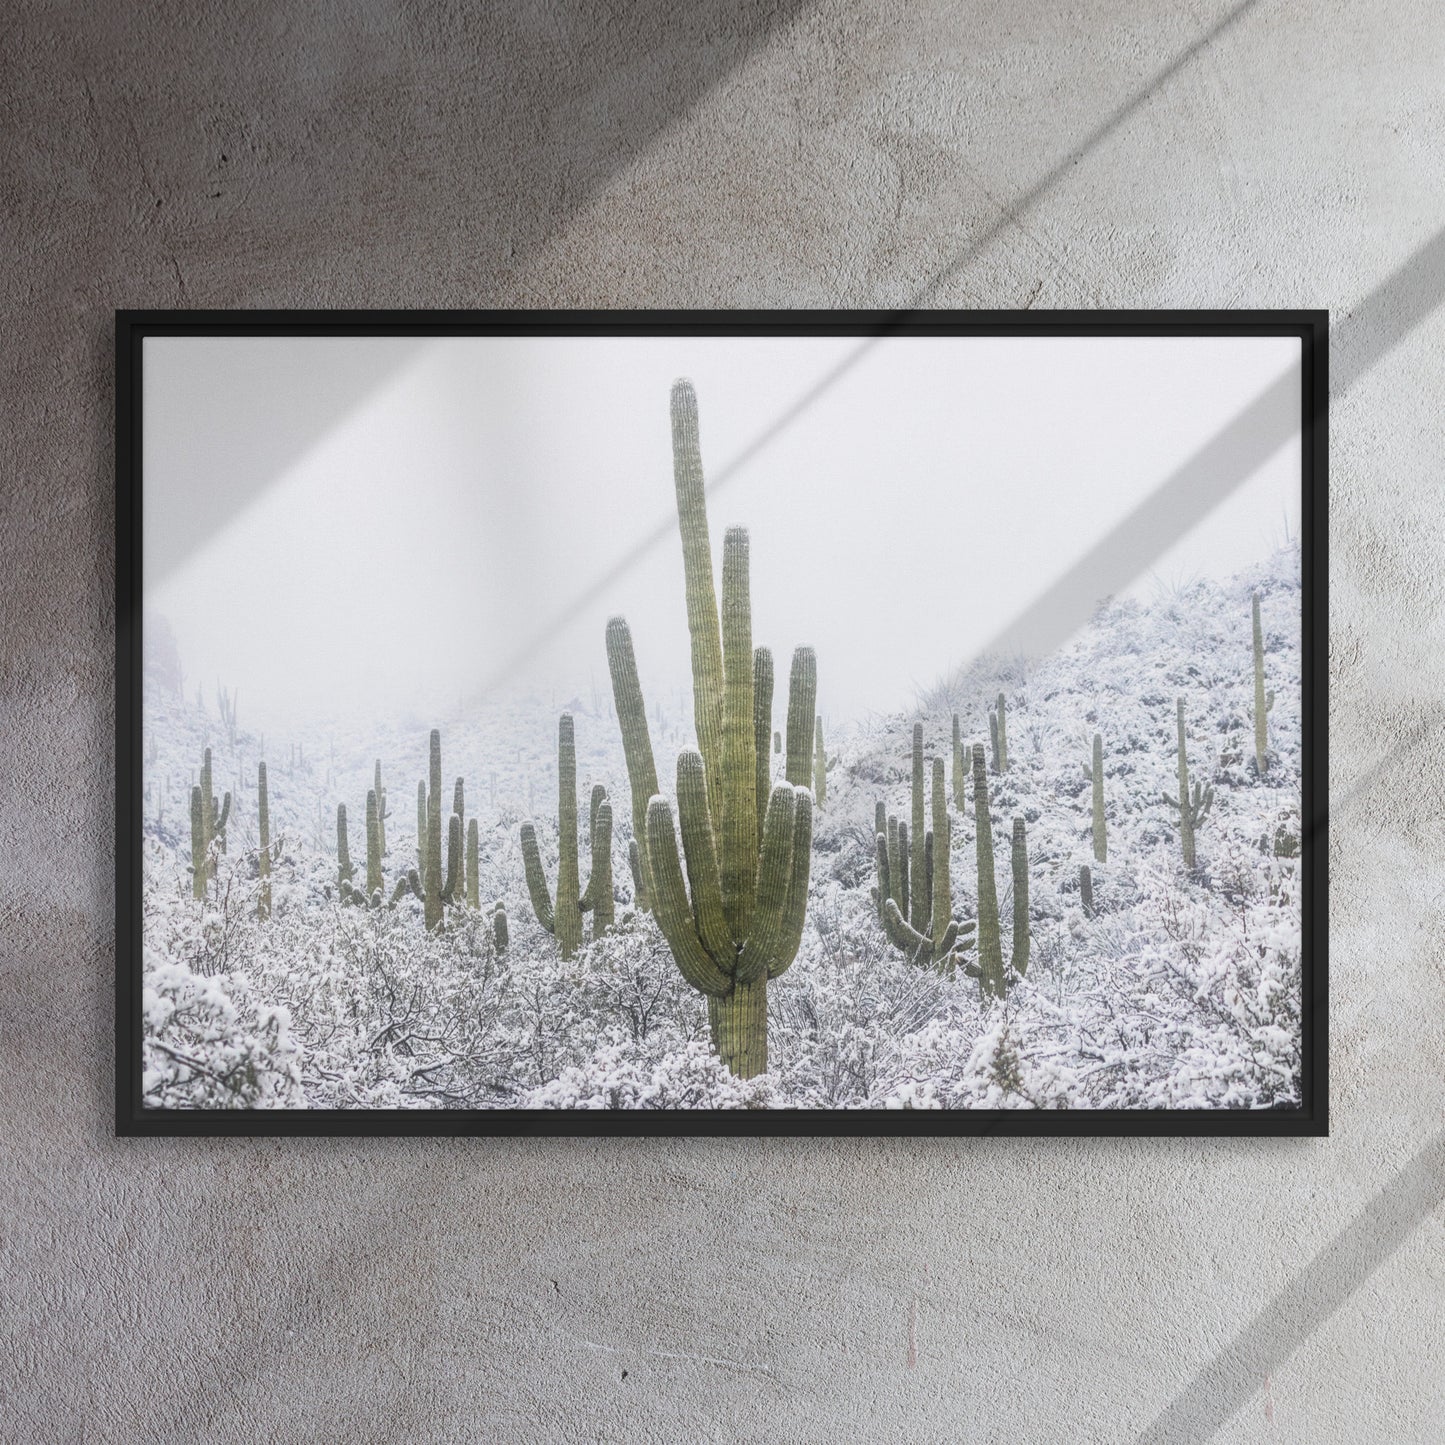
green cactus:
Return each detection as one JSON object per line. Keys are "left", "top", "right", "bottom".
{"left": 1010, "top": 817, "right": 1030, "bottom": 979}
{"left": 1084, "top": 731, "right": 1107, "bottom": 864}
{"left": 257, "top": 761, "right": 271, "bottom": 921}
{"left": 416, "top": 779, "right": 427, "bottom": 879}
{"left": 969, "top": 744, "right": 1006, "bottom": 998}
{"left": 373, "top": 760, "right": 389, "bottom": 856}
{"left": 395, "top": 729, "right": 461, "bottom": 928}
{"left": 189, "top": 746, "right": 231, "bottom": 899}
{"left": 606, "top": 380, "right": 816, "bottom": 1078}
{"left": 365, "top": 789, "right": 383, "bottom": 902}
{"left": 336, "top": 803, "right": 355, "bottom": 897}
{"left": 520, "top": 714, "right": 613, "bottom": 959}
{"left": 216, "top": 684, "right": 238, "bottom": 748}
{"left": 951, "top": 713, "right": 965, "bottom": 812}
{"left": 755, "top": 649, "right": 774, "bottom": 833}
{"left": 875, "top": 754, "right": 976, "bottom": 970}
{"left": 1079, "top": 862, "right": 1094, "bottom": 918}
{"left": 452, "top": 777, "right": 466, "bottom": 908}
{"left": 466, "top": 819, "right": 480, "bottom": 910}
{"left": 990, "top": 692, "right": 1009, "bottom": 773}
{"left": 1252, "top": 593, "right": 1274, "bottom": 775}
{"left": 492, "top": 903, "right": 509, "bottom": 954}
{"left": 1164, "top": 697, "right": 1213, "bottom": 870}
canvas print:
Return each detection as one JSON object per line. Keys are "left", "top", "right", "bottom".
{"left": 121, "top": 317, "right": 1320, "bottom": 1129}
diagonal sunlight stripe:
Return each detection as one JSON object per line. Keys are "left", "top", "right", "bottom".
{"left": 1133, "top": 1129, "right": 1445, "bottom": 1445}
{"left": 461, "top": 0, "right": 1263, "bottom": 707}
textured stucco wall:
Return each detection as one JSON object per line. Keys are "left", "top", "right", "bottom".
{"left": 3, "top": 2, "right": 1443, "bottom": 1440}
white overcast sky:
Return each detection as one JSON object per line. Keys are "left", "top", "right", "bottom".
{"left": 143, "top": 332, "right": 1301, "bottom": 729}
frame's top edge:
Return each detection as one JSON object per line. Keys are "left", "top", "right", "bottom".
{"left": 115, "top": 308, "right": 1330, "bottom": 336}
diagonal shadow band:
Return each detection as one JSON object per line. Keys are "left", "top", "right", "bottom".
{"left": 461, "top": 0, "right": 1267, "bottom": 708}
{"left": 1133, "top": 1129, "right": 1445, "bottom": 1445}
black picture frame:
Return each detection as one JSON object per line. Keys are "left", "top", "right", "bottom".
{"left": 116, "top": 308, "right": 1328, "bottom": 1137}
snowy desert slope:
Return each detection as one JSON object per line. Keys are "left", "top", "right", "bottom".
{"left": 139, "top": 543, "right": 1303, "bottom": 1111}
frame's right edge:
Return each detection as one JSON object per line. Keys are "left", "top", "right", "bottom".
{"left": 1300, "top": 309, "right": 1329, "bottom": 1135}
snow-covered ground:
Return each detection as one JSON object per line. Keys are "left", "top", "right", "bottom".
{"left": 139, "top": 545, "right": 1303, "bottom": 1111}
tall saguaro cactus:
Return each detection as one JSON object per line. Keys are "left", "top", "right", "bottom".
{"left": 190, "top": 746, "right": 231, "bottom": 900}
{"left": 257, "top": 761, "right": 271, "bottom": 920}
{"left": 607, "top": 380, "right": 816, "bottom": 1078}
{"left": 1165, "top": 697, "right": 1213, "bottom": 870}
{"left": 1010, "top": 817, "right": 1030, "bottom": 979}
{"left": 1252, "top": 593, "right": 1273, "bottom": 775}
{"left": 520, "top": 713, "right": 613, "bottom": 960}
{"left": 1084, "top": 732, "right": 1107, "bottom": 864}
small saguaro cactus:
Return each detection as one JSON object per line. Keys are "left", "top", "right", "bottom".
{"left": 336, "top": 803, "right": 355, "bottom": 897}
{"left": 373, "top": 760, "right": 389, "bottom": 855}
{"left": 1164, "top": 697, "right": 1214, "bottom": 871}
{"left": 520, "top": 713, "right": 613, "bottom": 960}
{"left": 1079, "top": 863, "right": 1094, "bottom": 918}
{"left": 1083, "top": 732, "right": 1107, "bottom": 864}
{"left": 1010, "top": 817, "right": 1030, "bottom": 980}
{"left": 1252, "top": 593, "right": 1274, "bottom": 776}
{"left": 452, "top": 777, "right": 466, "bottom": 907}
{"left": 968, "top": 744, "right": 1006, "bottom": 998}
{"left": 257, "top": 762, "right": 271, "bottom": 921}
{"left": 951, "top": 714, "right": 966, "bottom": 812}
{"left": 491, "top": 903, "right": 510, "bottom": 953}
{"left": 216, "top": 684, "right": 238, "bottom": 748}
{"left": 365, "top": 789, "right": 384, "bottom": 902}
{"left": 989, "top": 692, "right": 1009, "bottom": 773}
{"left": 466, "top": 819, "right": 480, "bottom": 910}
{"left": 607, "top": 380, "right": 817, "bottom": 1078}
{"left": 875, "top": 754, "right": 976, "bottom": 970}
{"left": 190, "top": 746, "right": 232, "bottom": 899}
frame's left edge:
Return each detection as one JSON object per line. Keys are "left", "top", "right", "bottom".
{"left": 115, "top": 311, "right": 145, "bottom": 1135}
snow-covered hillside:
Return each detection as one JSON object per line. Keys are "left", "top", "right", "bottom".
{"left": 139, "top": 545, "right": 1303, "bottom": 1112}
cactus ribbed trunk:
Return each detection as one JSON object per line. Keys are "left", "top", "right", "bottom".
{"left": 553, "top": 716, "right": 583, "bottom": 959}
{"left": 452, "top": 778, "right": 466, "bottom": 908}
{"left": 995, "top": 693, "right": 1009, "bottom": 772}
{"left": 930, "top": 758, "right": 950, "bottom": 948}
{"left": 1079, "top": 863, "right": 1094, "bottom": 917}
{"left": 337, "top": 803, "right": 354, "bottom": 897}
{"left": 374, "top": 760, "right": 387, "bottom": 856}
{"left": 1091, "top": 732, "right": 1107, "bottom": 864}
{"left": 365, "top": 789, "right": 382, "bottom": 903}
{"left": 416, "top": 780, "right": 427, "bottom": 879}
{"left": 190, "top": 785, "right": 205, "bottom": 899}
{"left": 715, "top": 975, "right": 767, "bottom": 1079}
{"left": 973, "top": 745, "right": 1005, "bottom": 997}
{"left": 424, "top": 729, "right": 444, "bottom": 930}
{"left": 909, "top": 725, "right": 927, "bottom": 934}
{"left": 257, "top": 761, "right": 270, "bottom": 920}
{"left": 466, "top": 819, "right": 480, "bottom": 910}
{"left": 1011, "top": 817, "right": 1030, "bottom": 978}
{"left": 1252, "top": 593, "right": 1269, "bottom": 775}
{"left": 1176, "top": 698, "right": 1194, "bottom": 872}
{"left": 951, "top": 713, "right": 964, "bottom": 812}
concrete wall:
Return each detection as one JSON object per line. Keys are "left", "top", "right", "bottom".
{"left": 3, "top": 2, "right": 1442, "bottom": 1439}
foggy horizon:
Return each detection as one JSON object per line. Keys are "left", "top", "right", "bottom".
{"left": 142, "top": 332, "right": 1302, "bottom": 733}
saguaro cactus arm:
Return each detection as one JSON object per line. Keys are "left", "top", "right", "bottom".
{"left": 646, "top": 797, "right": 732, "bottom": 998}
{"left": 606, "top": 617, "right": 659, "bottom": 910}
{"left": 753, "top": 647, "right": 774, "bottom": 836}
{"left": 718, "top": 529, "right": 758, "bottom": 945}
{"left": 519, "top": 822, "right": 556, "bottom": 934}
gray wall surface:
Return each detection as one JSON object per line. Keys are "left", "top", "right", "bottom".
{"left": 3, "top": 1, "right": 1442, "bottom": 1440}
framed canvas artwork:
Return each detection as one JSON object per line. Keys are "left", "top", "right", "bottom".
{"left": 115, "top": 311, "right": 1326, "bottom": 1134}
